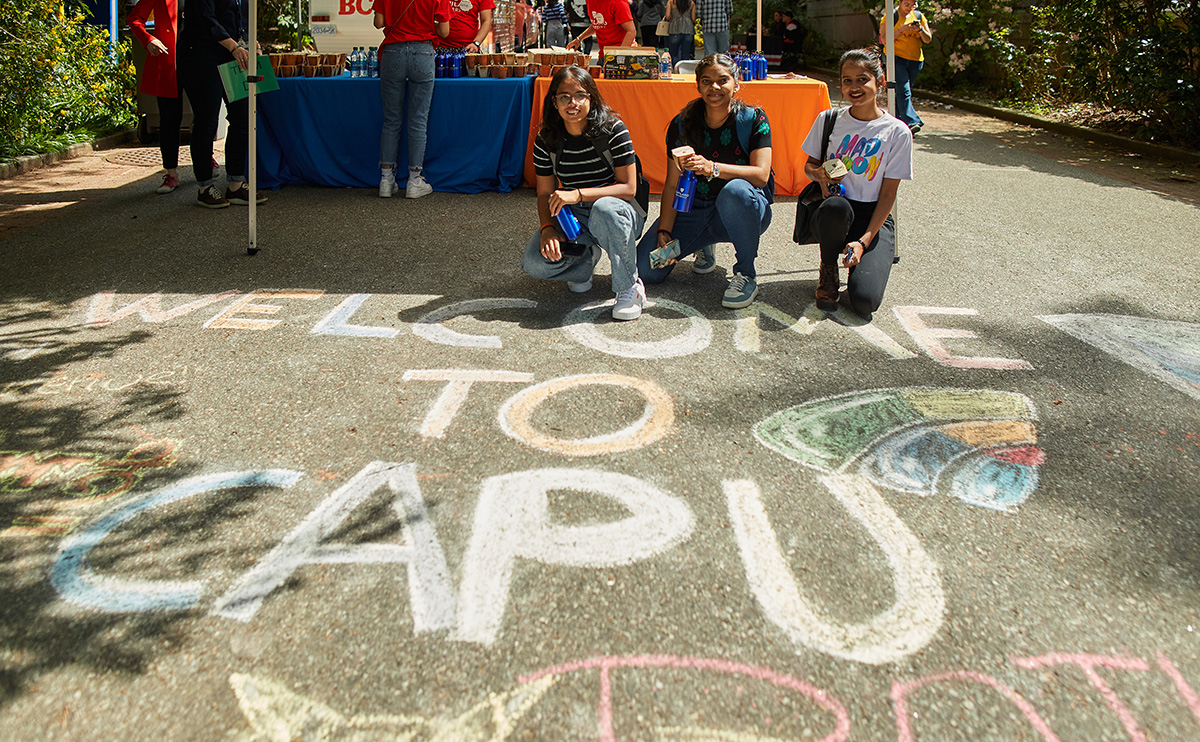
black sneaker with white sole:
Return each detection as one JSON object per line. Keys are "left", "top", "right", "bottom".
{"left": 226, "top": 186, "right": 267, "bottom": 205}
{"left": 197, "top": 185, "right": 230, "bottom": 209}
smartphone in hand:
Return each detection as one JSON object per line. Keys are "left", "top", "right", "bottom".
{"left": 560, "top": 242, "right": 589, "bottom": 259}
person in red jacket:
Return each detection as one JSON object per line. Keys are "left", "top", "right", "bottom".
{"left": 564, "top": 0, "right": 636, "bottom": 55}
{"left": 127, "top": 0, "right": 185, "bottom": 193}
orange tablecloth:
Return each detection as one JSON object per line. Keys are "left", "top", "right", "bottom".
{"left": 525, "top": 75, "right": 832, "bottom": 196}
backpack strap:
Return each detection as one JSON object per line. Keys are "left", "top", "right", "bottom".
{"left": 552, "top": 129, "right": 648, "bottom": 218}
{"left": 819, "top": 108, "right": 838, "bottom": 162}
{"left": 734, "top": 105, "right": 775, "bottom": 204}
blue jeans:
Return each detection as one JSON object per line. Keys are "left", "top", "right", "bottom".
{"left": 379, "top": 41, "right": 435, "bottom": 170}
{"left": 894, "top": 56, "right": 924, "bottom": 127}
{"left": 702, "top": 29, "right": 730, "bottom": 55}
{"left": 667, "top": 33, "right": 694, "bottom": 65}
{"left": 522, "top": 197, "right": 645, "bottom": 293}
{"left": 636, "top": 179, "right": 771, "bottom": 282}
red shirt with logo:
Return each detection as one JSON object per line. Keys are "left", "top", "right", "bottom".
{"left": 373, "top": 0, "right": 452, "bottom": 45}
{"left": 586, "top": 0, "right": 632, "bottom": 52}
{"left": 436, "top": 0, "right": 495, "bottom": 48}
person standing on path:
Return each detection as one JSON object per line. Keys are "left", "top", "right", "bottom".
{"left": 637, "top": 0, "right": 664, "bottom": 48}
{"left": 878, "top": 0, "right": 931, "bottom": 134}
{"left": 663, "top": 0, "right": 695, "bottom": 63}
{"left": 374, "top": 0, "right": 451, "bottom": 199}
{"left": 695, "top": 0, "right": 731, "bottom": 55}
{"left": 127, "top": 0, "right": 185, "bottom": 194}
{"left": 177, "top": 0, "right": 266, "bottom": 208}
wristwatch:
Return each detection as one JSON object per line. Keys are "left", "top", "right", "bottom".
{"left": 710, "top": 162, "right": 721, "bottom": 180}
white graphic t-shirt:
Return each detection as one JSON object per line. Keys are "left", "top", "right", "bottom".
{"left": 801, "top": 107, "right": 913, "bottom": 202}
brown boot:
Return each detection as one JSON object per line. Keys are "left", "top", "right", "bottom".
{"left": 816, "top": 263, "right": 840, "bottom": 311}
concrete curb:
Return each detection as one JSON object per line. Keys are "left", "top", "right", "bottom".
{"left": 804, "top": 65, "right": 1199, "bottom": 167}
{"left": 0, "top": 129, "right": 136, "bottom": 181}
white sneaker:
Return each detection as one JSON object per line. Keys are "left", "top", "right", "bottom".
{"left": 568, "top": 279, "right": 593, "bottom": 293}
{"left": 379, "top": 172, "right": 398, "bottom": 198}
{"left": 612, "top": 279, "right": 646, "bottom": 321}
{"left": 406, "top": 172, "right": 433, "bottom": 199}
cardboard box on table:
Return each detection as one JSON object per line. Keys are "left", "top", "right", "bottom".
{"left": 601, "top": 47, "right": 659, "bottom": 79}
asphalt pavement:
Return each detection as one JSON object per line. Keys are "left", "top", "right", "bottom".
{"left": 2, "top": 99, "right": 1200, "bottom": 742}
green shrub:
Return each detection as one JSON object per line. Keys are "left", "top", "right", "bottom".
{"left": 0, "top": 0, "right": 136, "bottom": 161}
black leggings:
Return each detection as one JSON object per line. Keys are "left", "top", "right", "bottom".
{"left": 813, "top": 196, "right": 895, "bottom": 317}
{"left": 156, "top": 77, "right": 184, "bottom": 170}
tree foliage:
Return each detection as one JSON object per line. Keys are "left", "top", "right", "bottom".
{"left": 0, "top": 0, "right": 136, "bottom": 161}
{"left": 844, "top": 0, "right": 1199, "bottom": 148}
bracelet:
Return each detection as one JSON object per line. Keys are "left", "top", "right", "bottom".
{"left": 656, "top": 229, "right": 672, "bottom": 238}
{"left": 540, "top": 222, "right": 556, "bottom": 233}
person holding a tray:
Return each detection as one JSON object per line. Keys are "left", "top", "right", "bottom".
{"left": 635, "top": 53, "right": 774, "bottom": 310}
{"left": 374, "top": 0, "right": 451, "bottom": 198}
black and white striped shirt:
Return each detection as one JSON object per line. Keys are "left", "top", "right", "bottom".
{"left": 533, "top": 121, "right": 636, "bottom": 191}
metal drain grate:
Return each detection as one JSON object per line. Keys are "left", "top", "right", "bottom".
{"left": 106, "top": 147, "right": 186, "bottom": 167}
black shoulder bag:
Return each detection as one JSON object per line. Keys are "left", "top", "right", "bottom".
{"left": 791, "top": 108, "right": 838, "bottom": 245}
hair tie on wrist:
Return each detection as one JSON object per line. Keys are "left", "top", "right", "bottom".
{"left": 657, "top": 229, "right": 672, "bottom": 237}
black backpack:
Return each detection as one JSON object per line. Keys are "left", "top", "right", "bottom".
{"left": 550, "top": 132, "right": 651, "bottom": 217}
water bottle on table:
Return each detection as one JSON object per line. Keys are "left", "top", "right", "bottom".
{"left": 368, "top": 47, "right": 378, "bottom": 78}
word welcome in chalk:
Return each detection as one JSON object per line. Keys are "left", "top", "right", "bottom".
{"left": 231, "top": 651, "right": 1200, "bottom": 742}
{"left": 74, "top": 290, "right": 1034, "bottom": 369}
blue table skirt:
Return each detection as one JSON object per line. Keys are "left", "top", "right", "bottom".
{"left": 256, "top": 75, "right": 535, "bottom": 193}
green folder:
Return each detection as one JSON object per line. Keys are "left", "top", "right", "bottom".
{"left": 218, "top": 56, "right": 279, "bottom": 102}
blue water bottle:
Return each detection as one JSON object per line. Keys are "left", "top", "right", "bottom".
{"left": 673, "top": 170, "right": 697, "bottom": 212}
{"left": 435, "top": 50, "right": 444, "bottom": 78}
{"left": 368, "top": 47, "right": 378, "bottom": 78}
{"left": 555, "top": 206, "right": 582, "bottom": 240}
{"left": 741, "top": 54, "right": 752, "bottom": 81}
{"left": 755, "top": 52, "right": 767, "bottom": 79}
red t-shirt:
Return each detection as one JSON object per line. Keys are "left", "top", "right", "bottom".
{"left": 436, "top": 0, "right": 495, "bottom": 48}
{"left": 586, "top": 0, "right": 632, "bottom": 53}
{"left": 373, "top": 0, "right": 452, "bottom": 45}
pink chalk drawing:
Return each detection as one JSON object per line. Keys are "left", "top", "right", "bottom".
{"left": 518, "top": 655, "right": 851, "bottom": 742}
{"left": 891, "top": 671, "right": 1062, "bottom": 742}
{"left": 1012, "top": 653, "right": 1151, "bottom": 742}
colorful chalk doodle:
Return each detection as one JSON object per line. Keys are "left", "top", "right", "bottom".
{"left": 1039, "top": 314, "right": 1200, "bottom": 401}
{"left": 754, "top": 388, "right": 1044, "bottom": 512}
{"left": 0, "top": 434, "right": 179, "bottom": 537}
{"left": 229, "top": 651, "right": 1200, "bottom": 742}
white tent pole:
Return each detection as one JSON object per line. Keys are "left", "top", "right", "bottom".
{"left": 885, "top": 0, "right": 899, "bottom": 263}
{"left": 248, "top": 0, "right": 259, "bottom": 255}
{"left": 755, "top": 0, "right": 761, "bottom": 52}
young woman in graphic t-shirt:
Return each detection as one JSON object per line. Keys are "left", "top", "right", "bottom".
{"left": 800, "top": 48, "right": 913, "bottom": 319}
{"left": 523, "top": 66, "right": 647, "bottom": 321}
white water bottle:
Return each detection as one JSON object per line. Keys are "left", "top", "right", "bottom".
{"left": 367, "top": 46, "right": 378, "bottom": 78}
{"left": 660, "top": 49, "right": 672, "bottom": 79}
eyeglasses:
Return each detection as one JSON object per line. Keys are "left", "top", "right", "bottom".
{"left": 555, "top": 92, "right": 591, "bottom": 106}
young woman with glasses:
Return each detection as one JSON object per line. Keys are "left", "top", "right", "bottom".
{"left": 523, "top": 66, "right": 647, "bottom": 320}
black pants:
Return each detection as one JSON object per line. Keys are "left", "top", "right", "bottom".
{"left": 156, "top": 81, "right": 183, "bottom": 170}
{"left": 177, "top": 45, "right": 248, "bottom": 185}
{"left": 640, "top": 25, "right": 663, "bottom": 48}
{"left": 814, "top": 196, "right": 895, "bottom": 316}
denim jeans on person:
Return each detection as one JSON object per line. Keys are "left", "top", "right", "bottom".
{"left": 522, "top": 197, "right": 645, "bottom": 293}
{"left": 894, "top": 56, "right": 924, "bottom": 128}
{"left": 636, "top": 178, "right": 771, "bottom": 283}
{"left": 379, "top": 41, "right": 436, "bottom": 171}
{"left": 702, "top": 29, "right": 730, "bottom": 55}
{"left": 667, "top": 33, "right": 694, "bottom": 65}
{"left": 813, "top": 196, "right": 895, "bottom": 317}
